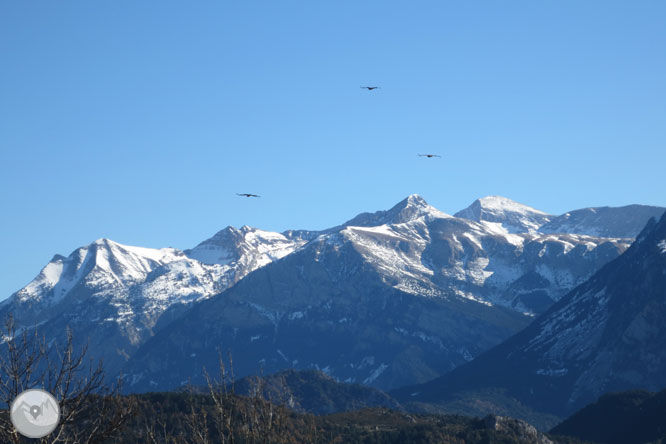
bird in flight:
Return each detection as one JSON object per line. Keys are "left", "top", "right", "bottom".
{"left": 237, "top": 193, "right": 261, "bottom": 198}
{"left": 418, "top": 154, "right": 441, "bottom": 158}
{"left": 360, "top": 86, "right": 380, "bottom": 90}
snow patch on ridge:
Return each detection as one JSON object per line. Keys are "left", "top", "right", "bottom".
{"left": 659, "top": 239, "right": 666, "bottom": 254}
{"left": 247, "top": 302, "right": 283, "bottom": 326}
{"left": 343, "top": 223, "right": 434, "bottom": 279}
{"left": 536, "top": 368, "right": 569, "bottom": 377}
{"left": 363, "top": 363, "right": 388, "bottom": 384}
{"left": 477, "top": 196, "right": 549, "bottom": 216}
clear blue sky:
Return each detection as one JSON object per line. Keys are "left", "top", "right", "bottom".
{"left": 2, "top": 1, "right": 665, "bottom": 298}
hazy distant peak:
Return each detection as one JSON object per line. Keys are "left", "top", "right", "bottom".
{"left": 539, "top": 204, "right": 666, "bottom": 239}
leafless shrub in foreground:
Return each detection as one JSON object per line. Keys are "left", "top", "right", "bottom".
{"left": 0, "top": 315, "right": 136, "bottom": 444}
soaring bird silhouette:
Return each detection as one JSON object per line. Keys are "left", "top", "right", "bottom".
{"left": 236, "top": 193, "right": 261, "bottom": 198}
{"left": 360, "top": 86, "right": 380, "bottom": 90}
{"left": 418, "top": 154, "right": 441, "bottom": 158}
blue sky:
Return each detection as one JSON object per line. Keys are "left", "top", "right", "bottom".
{"left": 1, "top": 1, "right": 665, "bottom": 298}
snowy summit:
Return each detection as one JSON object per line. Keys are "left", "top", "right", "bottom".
{"left": 454, "top": 196, "right": 553, "bottom": 234}
{"left": 342, "top": 194, "right": 450, "bottom": 228}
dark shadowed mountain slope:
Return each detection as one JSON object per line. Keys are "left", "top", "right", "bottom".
{"left": 551, "top": 388, "right": 666, "bottom": 444}
{"left": 393, "top": 209, "right": 666, "bottom": 420}
{"left": 233, "top": 369, "right": 402, "bottom": 415}
{"left": 123, "top": 230, "right": 531, "bottom": 392}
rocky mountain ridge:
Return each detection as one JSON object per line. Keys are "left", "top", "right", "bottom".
{"left": 117, "top": 196, "right": 657, "bottom": 392}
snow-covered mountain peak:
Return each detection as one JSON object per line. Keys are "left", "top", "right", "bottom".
{"left": 184, "top": 226, "right": 241, "bottom": 265}
{"left": 479, "top": 196, "right": 546, "bottom": 213}
{"left": 342, "top": 195, "right": 450, "bottom": 228}
{"left": 12, "top": 239, "right": 184, "bottom": 306}
{"left": 89, "top": 238, "right": 182, "bottom": 262}
{"left": 185, "top": 225, "right": 308, "bottom": 268}
{"left": 387, "top": 194, "right": 450, "bottom": 223}
{"left": 454, "top": 196, "right": 552, "bottom": 234}
{"left": 404, "top": 194, "right": 428, "bottom": 207}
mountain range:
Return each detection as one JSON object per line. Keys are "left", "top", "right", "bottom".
{"left": 393, "top": 208, "right": 666, "bottom": 425}
{"left": 2, "top": 195, "right": 663, "bottom": 394}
